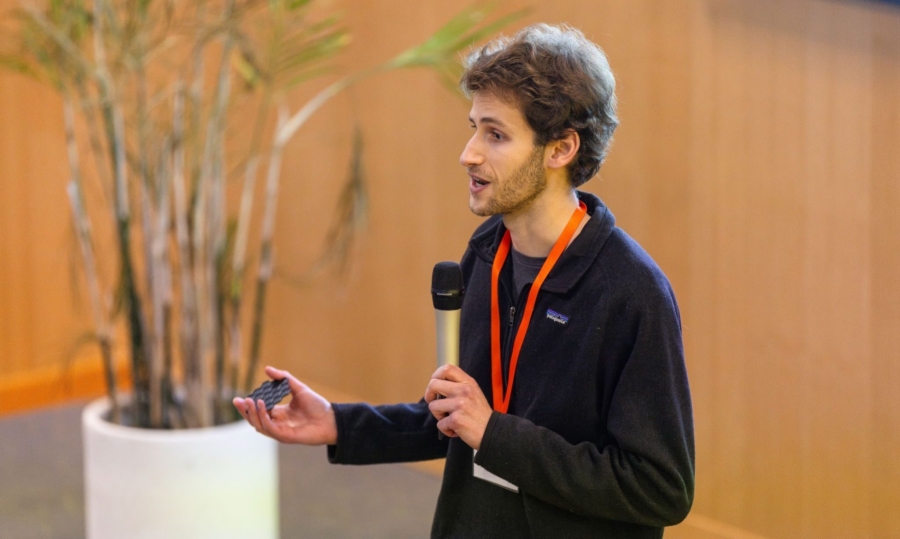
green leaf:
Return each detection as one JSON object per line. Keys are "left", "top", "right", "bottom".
{"left": 270, "top": 20, "right": 349, "bottom": 90}
{"left": 284, "top": 64, "right": 334, "bottom": 89}
{"left": 277, "top": 27, "right": 349, "bottom": 72}
{"left": 389, "top": 4, "right": 529, "bottom": 70}
{"left": 233, "top": 49, "right": 261, "bottom": 88}
{"left": 0, "top": 53, "right": 40, "bottom": 78}
{"left": 286, "top": 0, "right": 313, "bottom": 11}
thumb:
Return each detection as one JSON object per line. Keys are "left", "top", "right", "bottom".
{"left": 265, "top": 365, "right": 307, "bottom": 396}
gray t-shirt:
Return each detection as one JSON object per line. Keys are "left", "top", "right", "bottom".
{"left": 511, "top": 248, "right": 546, "bottom": 301}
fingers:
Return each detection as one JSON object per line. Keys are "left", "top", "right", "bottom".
{"left": 247, "top": 399, "right": 265, "bottom": 431}
{"left": 425, "top": 373, "right": 492, "bottom": 450}
{"left": 264, "top": 365, "right": 288, "bottom": 380}
{"left": 233, "top": 397, "right": 248, "bottom": 416}
{"left": 256, "top": 399, "right": 271, "bottom": 431}
{"left": 257, "top": 400, "right": 280, "bottom": 434}
{"left": 428, "top": 397, "right": 454, "bottom": 430}
{"left": 239, "top": 397, "right": 270, "bottom": 435}
{"left": 425, "top": 376, "right": 480, "bottom": 403}
{"left": 425, "top": 365, "right": 476, "bottom": 403}
{"left": 428, "top": 394, "right": 455, "bottom": 416}
{"left": 424, "top": 378, "right": 457, "bottom": 403}
{"left": 430, "top": 364, "right": 471, "bottom": 384}
{"left": 436, "top": 416, "right": 458, "bottom": 438}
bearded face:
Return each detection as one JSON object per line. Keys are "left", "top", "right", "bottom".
{"left": 461, "top": 92, "right": 549, "bottom": 218}
{"left": 467, "top": 144, "right": 546, "bottom": 217}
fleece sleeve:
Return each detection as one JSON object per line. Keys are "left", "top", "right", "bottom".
{"left": 473, "top": 283, "right": 695, "bottom": 527}
{"left": 327, "top": 400, "right": 450, "bottom": 465}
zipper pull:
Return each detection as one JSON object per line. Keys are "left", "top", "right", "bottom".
{"left": 509, "top": 306, "right": 516, "bottom": 327}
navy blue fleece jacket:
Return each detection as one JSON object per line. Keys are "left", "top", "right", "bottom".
{"left": 327, "top": 191, "right": 694, "bottom": 538}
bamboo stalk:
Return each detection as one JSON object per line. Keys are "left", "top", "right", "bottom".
{"left": 94, "top": 0, "right": 151, "bottom": 426}
{"left": 158, "top": 132, "right": 175, "bottom": 427}
{"left": 212, "top": 166, "right": 227, "bottom": 423}
{"left": 190, "top": 77, "right": 214, "bottom": 428}
{"left": 140, "top": 172, "right": 163, "bottom": 427}
{"left": 137, "top": 109, "right": 158, "bottom": 428}
{"left": 212, "top": 44, "right": 234, "bottom": 422}
{"left": 227, "top": 82, "right": 273, "bottom": 398}
{"left": 116, "top": 130, "right": 152, "bottom": 426}
{"left": 243, "top": 105, "right": 286, "bottom": 392}
{"left": 63, "top": 95, "right": 120, "bottom": 424}
{"left": 144, "top": 135, "right": 175, "bottom": 428}
{"left": 136, "top": 37, "right": 161, "bottom": 426}
{"left": 133, "top": 13, "right": 170, "bottom": 427}
{"left": 190, "top": 102, "right": 212, "bottom": 429}
{"left": 209, "top": 144, "right": 225, "bottom": 424}
{"left": 162, "top": 301, "right": 174, "bottom": 427}
{"left": 154, "top": 138, "right": 174, "bottom": 428}
{"left": 186, "top": 1, "right": 207, "bottom": 213}
{"left": 190, "top": 1, "right": 235, "bottom": 426}
{"left": 73, "top": 79, "right": 115, "bottom": 216}
{"left": 171, "top": 82, "right": 201, "bottom": 428}
{"left": 227, "top": 153, "right": 258, "bottom": 396}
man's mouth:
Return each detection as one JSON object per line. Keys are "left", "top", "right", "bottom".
{"left": 470, "top": 174, "right": 489, "bottom": 186}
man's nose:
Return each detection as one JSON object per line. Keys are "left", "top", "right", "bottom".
{"left": 459, "top": 136, "right": 484, "bottom": 168}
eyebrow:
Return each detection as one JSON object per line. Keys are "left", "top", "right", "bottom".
{"left": 469, "top": 116, "right": 508, "bottom": 129}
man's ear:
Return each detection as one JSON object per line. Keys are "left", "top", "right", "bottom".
{"left": 545, "top": 130, "right": 580, "bottom": 170}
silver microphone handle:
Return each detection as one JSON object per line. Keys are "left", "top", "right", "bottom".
{"left": 434, "top": 309, "right": 460, "bottom": 368}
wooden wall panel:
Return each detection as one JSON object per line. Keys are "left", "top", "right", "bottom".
{"left": 676, "top": 1, "right": 900, "bottom": 537}
{"left": 0, "top": 32, "right": 103, "bottom": 385}
{"left": 869, "top": 9, "right": 900, "bottom": 538}
{"left": 2, "top": 0, "right": 900, "bottom": 537}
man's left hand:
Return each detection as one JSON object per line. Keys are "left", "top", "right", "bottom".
{"left": 424, "top": 364, "right": 493, "bottom": 450}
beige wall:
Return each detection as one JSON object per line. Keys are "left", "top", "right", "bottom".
{"left": 2, "top": 0, "right": 900, "bottom": 537}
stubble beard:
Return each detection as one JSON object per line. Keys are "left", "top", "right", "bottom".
{"left": 469, "top": 146, "right": 547, "bottom": 217}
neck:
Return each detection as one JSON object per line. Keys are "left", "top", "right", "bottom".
{"left": 502, "top": 187, "right": 587, "bottom": 258}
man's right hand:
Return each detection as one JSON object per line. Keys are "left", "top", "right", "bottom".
{"left": 233, "top": 366, "right": 338, "bottom": 445}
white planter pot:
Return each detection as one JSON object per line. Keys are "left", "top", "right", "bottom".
{"left": 82, "top": 397, "right": 279, "bottom": 539}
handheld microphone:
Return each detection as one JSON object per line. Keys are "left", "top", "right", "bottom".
{"left": 431, "top": 262, "right": 464, "bottom": 369}
{"left": 432, "top": 262, "right": 464, "bottom": 441}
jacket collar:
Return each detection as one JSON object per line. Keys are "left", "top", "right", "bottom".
{"left": 468, "top": 191, "right": 616, "bottom": 294}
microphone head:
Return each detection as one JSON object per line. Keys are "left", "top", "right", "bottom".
{"left": 432, "top": 261, "right": 464, "bottom": 311}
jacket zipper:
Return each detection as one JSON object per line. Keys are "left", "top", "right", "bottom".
{"left": 500, "top": 281, "right": 528, "bottom": 387}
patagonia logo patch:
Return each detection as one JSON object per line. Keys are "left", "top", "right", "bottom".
{"left": 546, "top": 309, "right": 569, "bottom": 326}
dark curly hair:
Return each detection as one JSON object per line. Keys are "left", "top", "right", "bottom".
{"left": 460, "top": 24, "right": 618, "bottom": 187}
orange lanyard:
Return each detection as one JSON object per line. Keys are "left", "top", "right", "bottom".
{"left": 490, "top": 201, "right": 587, "bottom": 414}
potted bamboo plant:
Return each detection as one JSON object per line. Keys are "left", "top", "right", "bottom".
{"left": 0, "top": 0, "right": 521, "bottom": 537}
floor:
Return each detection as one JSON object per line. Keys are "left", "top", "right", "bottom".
{"left": 0, "top": 402, "right": 442, "bottom": 539}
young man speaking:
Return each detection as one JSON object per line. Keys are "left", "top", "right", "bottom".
{"left": 235, "top": 23, "right": 695, "bottom": 539}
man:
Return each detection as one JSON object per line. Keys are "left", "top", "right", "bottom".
{"left": 235, "top": 23, "right": 694, "bottom": 538}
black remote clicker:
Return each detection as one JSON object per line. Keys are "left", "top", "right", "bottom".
{"left": 246, "top": 378, "right": 291, "bottom": 410}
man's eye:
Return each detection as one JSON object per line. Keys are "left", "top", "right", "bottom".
{"left": 491, "top": 132, "right": 504, "bottom": 141}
